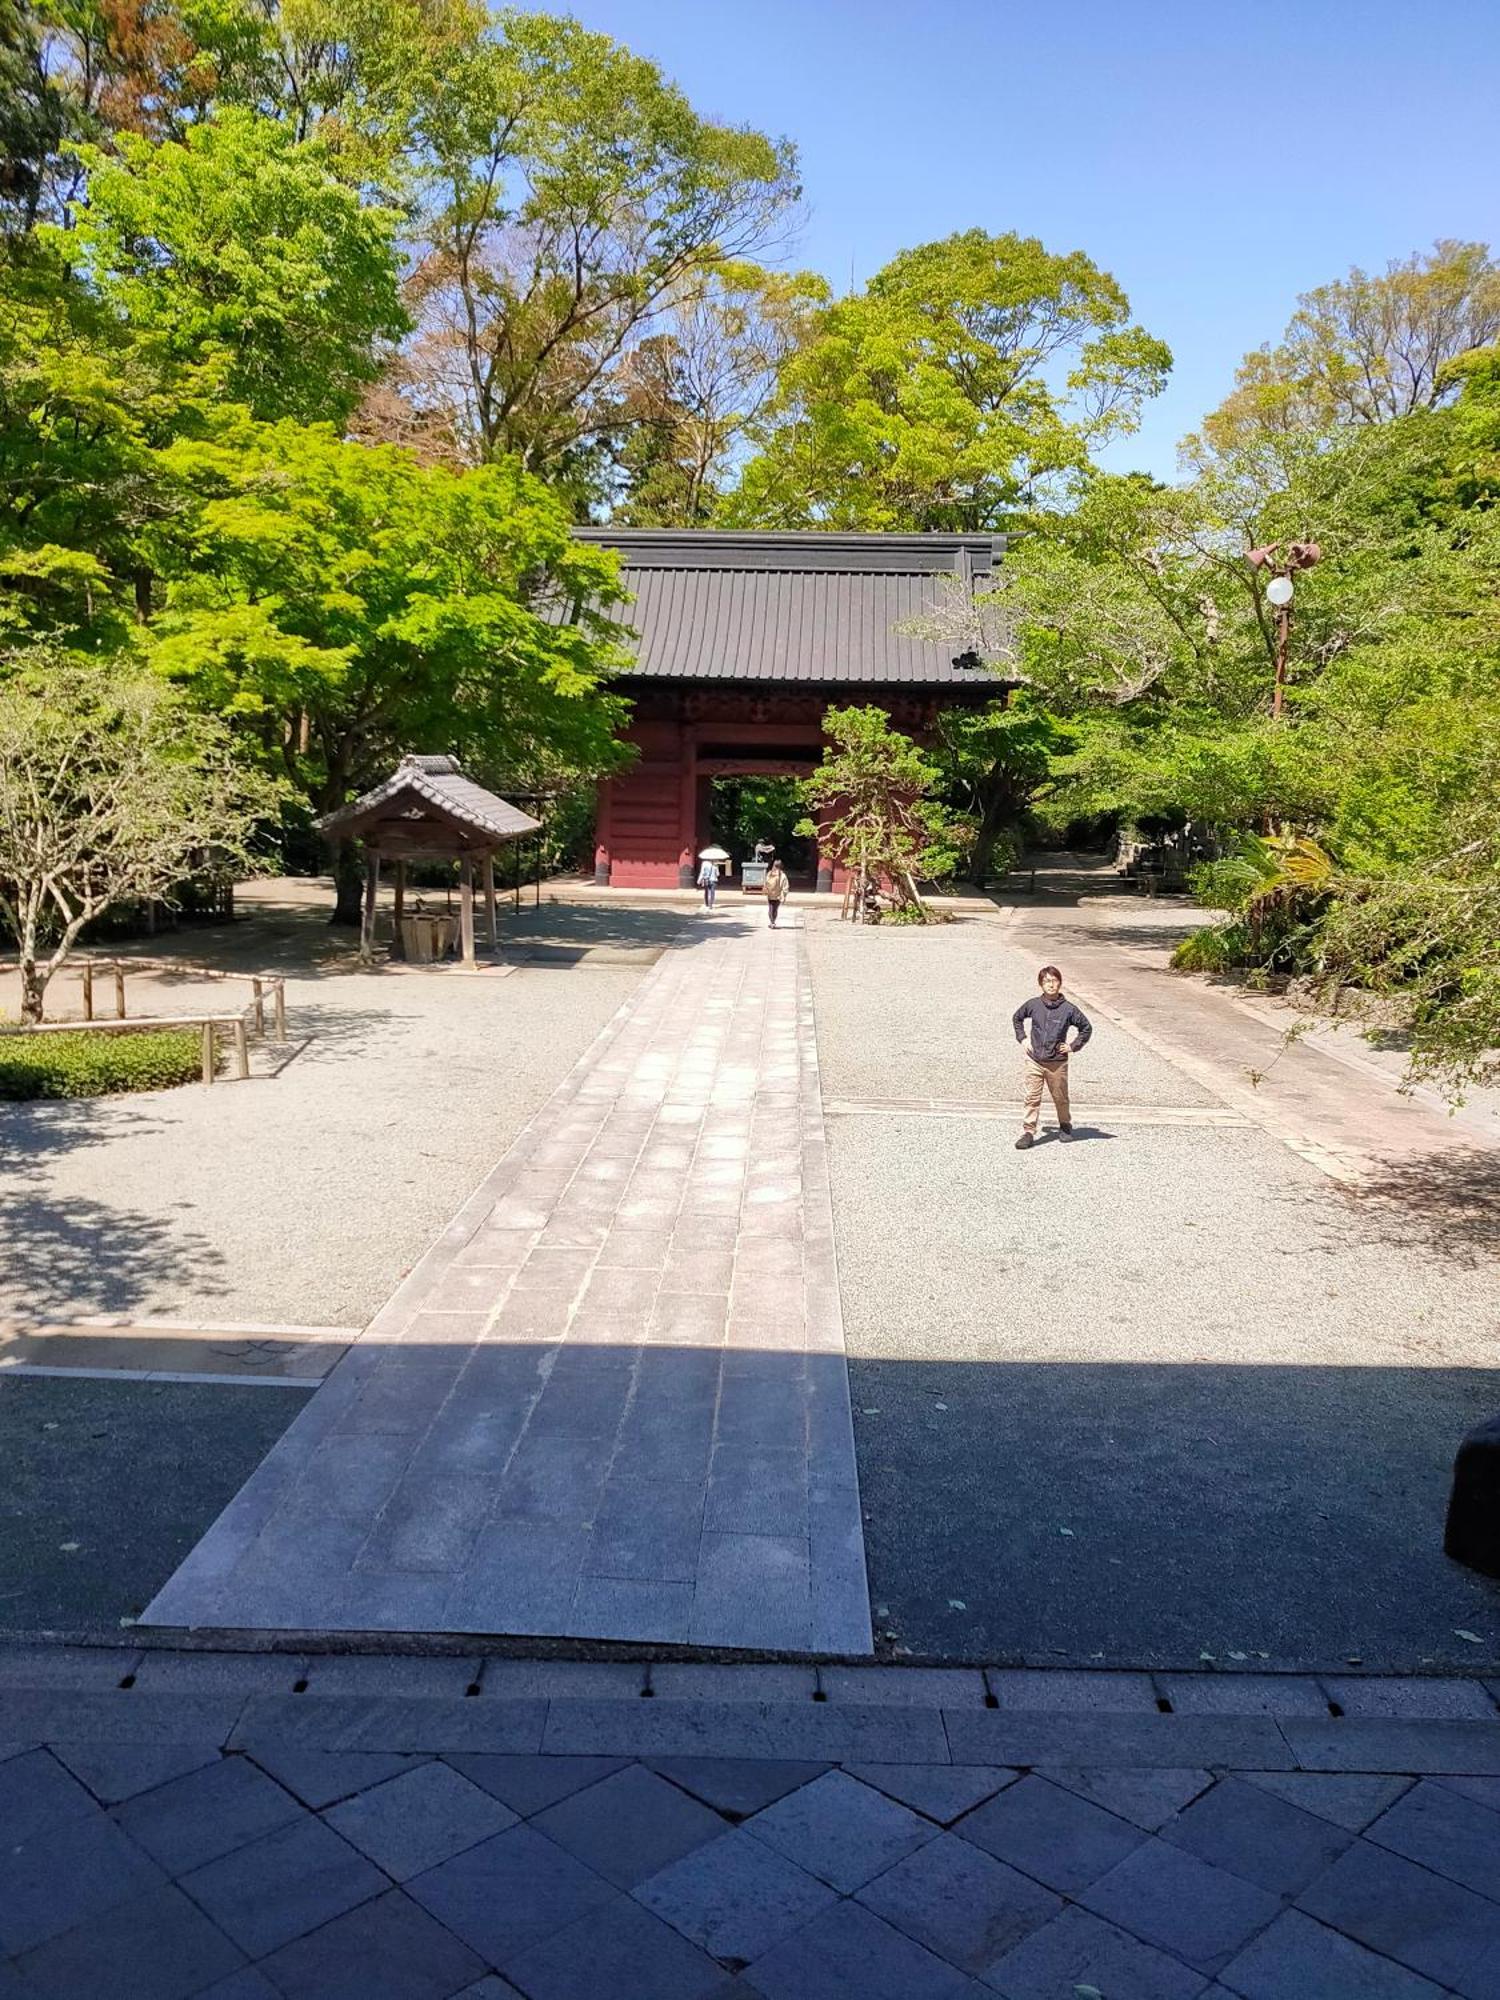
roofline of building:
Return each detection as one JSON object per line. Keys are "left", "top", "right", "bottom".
{"left": 576, "top": 527, "right": 1007, "bottom": 571}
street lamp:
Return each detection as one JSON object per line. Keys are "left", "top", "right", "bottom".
{"left": 1247, "top": 541, "right": 1321, "bottom": 719}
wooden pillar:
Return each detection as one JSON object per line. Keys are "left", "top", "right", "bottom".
{"left": 483, "top": 852, "right": 498, "bottom": 947}
{"left": 392, "top": 860, "right": 406, "bottom": 960}
{"left": 113, "top": 965, "right": 126, "bottom": 1018}
{"left": 459, "top": 854, "right": 476, "bottom": 966}
{"left": 360, "top": 846, "right": 380, "bottom": 961}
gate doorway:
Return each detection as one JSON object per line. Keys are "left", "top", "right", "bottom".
{"left": 706, "top": 776, "right": 814, "bottom": 884}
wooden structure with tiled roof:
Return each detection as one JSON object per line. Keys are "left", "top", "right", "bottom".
{"left": 316, "top": 755, "right": 540, "bottom": 964}
{"left": 570, "top": 529, "right": 1014, "bottom": 888}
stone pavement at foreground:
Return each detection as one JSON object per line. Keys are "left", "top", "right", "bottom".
{"left": 5, "top": 1651, "right": 1500, "bottom": 1998}
{"left": 145, "top": 915, "right": 870, "bottom": 1654}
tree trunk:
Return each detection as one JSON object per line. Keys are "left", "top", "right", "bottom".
{"left": 970, "top": 793, "right": 1008, "bottom": 885}
{"left": 329, "top": 839, "right": 364, "bottom": 926}
{"left": 19, "top": 954, "right": 47, "bottom": 1025}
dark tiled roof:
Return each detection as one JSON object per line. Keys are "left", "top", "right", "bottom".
{"left": 316, "top": 756, "right": 540, "bottom": 843}
{"left": 571, "top": 529, "right": 1008, "bottom": 688}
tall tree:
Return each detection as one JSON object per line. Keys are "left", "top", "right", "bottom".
{"left": 729, "top": 230, "right": 1170, "bottom": 531}
{"left": 1204, "top": 240, "right": 1500, "bottom": 447}
{"left": 368, "top": 10, "right": 801, "bottom": 511}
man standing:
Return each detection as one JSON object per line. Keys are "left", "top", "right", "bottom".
{"left": 1012, "top": 965, "right": 1091, "bottom": 1150}
{"left": 763, "top": 857, "right": 789, "bottom": 927}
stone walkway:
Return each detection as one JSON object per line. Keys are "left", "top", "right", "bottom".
{"left": 4, "top": 1649, "right": 1500, "bottom": 1998}
{"left": 145, "top": 916, "right": 871, "bottom": 1654}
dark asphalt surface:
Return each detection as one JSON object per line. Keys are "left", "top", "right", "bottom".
{"left": 0, "top": 1376, "right": 308, "bottom": 1636}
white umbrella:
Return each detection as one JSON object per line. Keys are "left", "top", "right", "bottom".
{"left": 697, "top": 845, "right": 731, "bottom": 862}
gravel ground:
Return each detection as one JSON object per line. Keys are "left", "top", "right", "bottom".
{"left": 1, "top": 900, "right": 668, "bottom": 1329}
{"left": 805, "top": 910, "right": 1218, "bottom": 1107}
{"left": 805, "top": 906, "right": 1500, "bottom": 1673}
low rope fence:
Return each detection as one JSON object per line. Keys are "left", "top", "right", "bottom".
{"left": 3, "top": 957, "right": 289, "bottom": 1084}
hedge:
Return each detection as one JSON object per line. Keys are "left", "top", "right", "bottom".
{"left": 0, "top": 1026, "right": 203, "bottom": 1099}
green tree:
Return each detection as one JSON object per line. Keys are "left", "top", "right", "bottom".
{"left": 0, "top": 653, "right": 275, "bottom": 1019}
{"left": 729, "top": 230, "right": 1170, "bottom": 531}
{"left": 931, "top": 698, "right": 1073, "bottom": 883}
{"left": 146, "top": 409, "right": 632, "bottom": 914}
{"left": 801, "top": 704, "right": 961, "bottom": 921}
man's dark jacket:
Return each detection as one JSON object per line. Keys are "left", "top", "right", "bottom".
{"left": 1012, "top": 994, "right": 1093, "bottom": 1063}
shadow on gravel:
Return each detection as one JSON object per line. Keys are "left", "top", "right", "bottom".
{"left": 1335, "top": 1151, "right": 1500, "bottom": 1270}
{"left": 0, "top": 1100, "right": 228, "bottom": 1320}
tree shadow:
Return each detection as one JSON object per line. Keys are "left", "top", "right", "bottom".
{"left": 1337, "top": 1148, "right": 1500, "bottom": 1270}
{"left": 0, "top": 1099, "right": 229, "bottom": 1320}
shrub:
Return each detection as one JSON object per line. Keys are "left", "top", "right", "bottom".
{"left": 0, "top": 1027, "right": 203, "bottom": 1099}
{"left": 1172, "top": 923, "right": 1252, "bottom": 974}
{"left": 1187, "top": 857, "right": 1263, "bottom": 914}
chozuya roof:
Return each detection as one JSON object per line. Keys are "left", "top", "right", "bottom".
{"left": 315, "top": 756, "right": 540, "bottom": 844}
{"left": 569, "top": 528, "right": 1011, "bottom": 689}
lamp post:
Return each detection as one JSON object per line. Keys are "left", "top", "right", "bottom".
{"left": 1247, "top": 541, "right": 1321, "bottom": 719}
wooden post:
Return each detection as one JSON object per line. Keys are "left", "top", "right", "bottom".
{"left": 232, "top": 1016, "right": 250, "bottom": 1080}
{"left": 82, "top": 963, "right": 94, "bottom": 1021}
{"left": 483, "top": 852, "right": 498, "bottom": 947}
{"left": 251, "top": 977, "right": 265, "bottom": 1036}
{"left": 392, "top": 860, "right": 407, "bottom": 960}
{"left": 273, "top": 981, "right": 287, "bottom": 1042}
{"left": 360, "top": 846, "right": 380, "bottom": 961}
{"left": 113, "top": 965, "right": 126, "bottom": 1018}
{"left": 201, "top": 1021, "right": 216, "bottom": 1085}
{"left": 459, "top": 854, "right": 476, "bottom": 966}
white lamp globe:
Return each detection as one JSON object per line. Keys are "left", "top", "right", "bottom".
{"left": 1265, "top": 575, "right": 1295, "bottom": 607}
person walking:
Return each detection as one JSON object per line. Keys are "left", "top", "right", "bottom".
{"left": 697, "top": 856, "right": 719, "bottom": 911}
{"left": 763, "top": 858, "right": 789, "bottom": 927}
{"left": 1012, "top": 964, "right": 1091, "bottom": 1149}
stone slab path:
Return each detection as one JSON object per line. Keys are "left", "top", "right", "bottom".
{"left": 145, "top": 917, "right": 872, "bottom": 1654}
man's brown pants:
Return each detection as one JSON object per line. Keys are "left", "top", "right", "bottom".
{"left": 1022, "top": 1054, "right": 1071, "bottom": 1134}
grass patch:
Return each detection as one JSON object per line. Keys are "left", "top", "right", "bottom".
{"left": 0, "top": 1026, "right": 203, "bottom": 1099}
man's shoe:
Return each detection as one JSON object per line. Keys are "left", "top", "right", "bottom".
{"left": 1014, "top": 1133, "right": 1034, "bottom": 1150}
{"left": 1058, "top": 1123, "right": 1073, "bottom": 1140}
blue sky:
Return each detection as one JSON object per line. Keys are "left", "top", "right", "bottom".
{"left": 572, "top": 0, "right": 1499, "bottom": 480}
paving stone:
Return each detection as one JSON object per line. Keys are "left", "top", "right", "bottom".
{"left": 179, "top": 1815, "right": 386, "bottom": 1958}
{"left": 448, "top": 1982, "right": 525, "bottom": 2000}
{"left": 1298, "top": 1838, "right": 1500, "bottom": 1990}
{"left": 445, "top": 1752, "right": 628, "bottom": 1815}
{"left": 50, "top": 1740, "right": 223, "bottom": 1804}
{"left": 846, "top": 1764, "right": 1017, "bottom": 1825}
{"left": 0, "top": 1747, "right": 98, "bottom": 1845}
{"left": 1242, "top": 1770, "right": 1414, "bottom": 1832}
{"left": 11, "top": 1880, "right": 245, "bottom": 2000}
{"left": 127, "top": 1652, "right": 306, "bottom": 1694}
{"left": 943, "top": 1709, "right": 1292, "bottom": 1771}
{"left": 1282, "top": 1717, "right": 1500, "bottom": 1774}
{"left": 254, "top": 1886, "right": 486, "bottom": 1999}
{"left": 1081, "top": 1838, "right": 1281, "bottom": 1975}
{"left": 633, "top": 1823, "right": 836, "bottom": 1961}
{"left": 301, "top": 1656, "right": 483, "bottom": 1698}
{"left": 1323, "top": 1678, "right": 1498, "bottom": 1720}
{"left": 243, "top": 1746, "right": 424, "bottom": 1807}
{"left": 232, "top": 1693, "right": 547, "bottom": 1754}
{"left": 325, "top": 1760, "right": 516, "bottom": 1879}
{"left": 1157, "top": 1673, "right": 1329, "bottom": 1716}
{"left": 856, "top": 1830, "right": 1061, "bottom": 1976}
{"left": 649, "top": 1757, "right": 828, "bottom": 1818}
{"left": 197, "top": 1972, "right": 281, "bottom": 2000}
{"left": 1440, "top": 1775, "right": 1500, "bottom": 1812}
{"left": 533, "top": 1764, "right": 728, "bottom": 1888}
{"left": 648, "top": 1665, "right": 819, "bottom": 1702}
{"left": 1039, "top": 1766, "right": 1213, "bottom": 1832}
{"left": 745, "top": 1767, "right": 936, "bottom": 1891}
{"left": 570, "top": 1574, "right": 695, "bottom": 1642}
{"left": 479, "top": 1661, "right": 648, "bottom": 1700}
{"left": 958, "top": 1773, "right": 1146, "bottom": 1893}
{"left": 1160, "top": 1773, "right": 1353, "bottom": 1895}
{"left": 0, "top": 1804, "right": 166, "bottom": 1955}
{"left": 0, "top": 1691, "right": 244, "bottom": 1747}
{"left": 504, "top": 1895, "right": 727, "bottom": 2000}
{"left": 748, "top": 1897, "right": 977, "bottom": 2000}
{"left": 983, "top": 1670, "right": 1157, "bottom": 1712}
{"left": 984, "top": 1902, "right": 1207, "bottom": 2000}
{"left": 1365, "top": 1777, "right": 1500, "bottom": 1900}
{"left": 541, "top": 1696, "right": 949, "bottom": 1764}
{"left": 1218, "top": 1908, "right": 1448, "bottom": 2000}
{"left": 407, "top": 1823, "right": 615, "bottom": 1965}
{"left": 820, "top": 1668, "right": 987, "bottom": 1709}
{"left": 114, "top": 1752, "right": 306, "bottom": 1874}
{"left": 0, "top": 1645, "right": 138, "bottom": 1689}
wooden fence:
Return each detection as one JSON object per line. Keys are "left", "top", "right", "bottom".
{"left": 4, "top": 957, "right": 289, "bottom": 1085}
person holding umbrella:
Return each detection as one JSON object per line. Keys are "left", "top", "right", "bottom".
{"left": 697, "top": 844, "right": 730, "bottom": 911}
